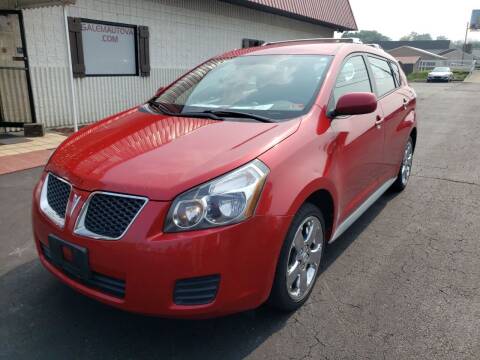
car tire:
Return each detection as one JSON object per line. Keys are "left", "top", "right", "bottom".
{"left": 391, "top": 136, "right": 414, "bottom": 192}
{"left": 268, "top": 203, "right": 326, "bottom": 312}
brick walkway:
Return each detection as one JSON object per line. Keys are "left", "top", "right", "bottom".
{"left": 0, "top": 132, "right": 66, "bottom": 175}
{"left": 0, "top": 149, "right": 53, "bottom": 175}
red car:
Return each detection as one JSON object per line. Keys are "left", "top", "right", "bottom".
{"left": 32, "top": 39, "right": 417, "bottom": 318}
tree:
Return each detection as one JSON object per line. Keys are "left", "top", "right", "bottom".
{"left": 436, "top": 35, "right": 448, "bottom": 40}
{"left": 342, "top": 30, "right": 391, "bottom": 43}
{"left": 400, "top": 32, "right": 433, "bottom": 41}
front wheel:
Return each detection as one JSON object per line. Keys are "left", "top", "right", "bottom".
{"left": 268, "top": 203, "right": 326, "bottom": 312}
{"left": 391, "top": 136, "right": 414, "bottom": 192}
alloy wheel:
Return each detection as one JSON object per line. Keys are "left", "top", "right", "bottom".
{"left": 401, "top": 140, "right": 413, "bottom": 186}
{"left": 286, "top": 216, "right": 323, "bottom": 301}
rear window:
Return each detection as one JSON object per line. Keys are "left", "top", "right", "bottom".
{"left": 368, "top": 57, "right": 396, "bottom": 97}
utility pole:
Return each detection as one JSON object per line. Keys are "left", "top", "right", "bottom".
{"left": 462, "top": 22, "right": 469, "bottom": 63}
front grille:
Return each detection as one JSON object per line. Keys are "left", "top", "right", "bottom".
{"left": 46, "top": 174, "right": 71, "bottom": 219}
{"left": 42, "top": 244, "right": 126, "bottom": 298}
{"left": 174, "top": 275, "right": 220, "bottom": 305}
{"left": 80, "top": 193, "right": 147, "bottom": 239}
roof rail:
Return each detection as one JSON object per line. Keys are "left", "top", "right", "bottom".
{"left": 366, "top": 44, "right": 383, "bottom": 49}
{"left": 262, "top": 38, "right": 363, "bottom": 46}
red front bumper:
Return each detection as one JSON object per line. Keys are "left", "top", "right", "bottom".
{"left": 32, "top": 177, "right": 291, "bottom": 318}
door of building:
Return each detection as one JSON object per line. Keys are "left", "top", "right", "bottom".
{"left": 0, "top": 10, "right": 35, "bottom": 129}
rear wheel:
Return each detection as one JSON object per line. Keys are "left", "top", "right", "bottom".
{"left": 268, "top": 203, "right": 325, "bottom": 312}
{"left": 392, "top": 136, "right": 414, "bottom": 192}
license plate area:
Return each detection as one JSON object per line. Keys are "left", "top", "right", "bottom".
{"left": 47, "top": 235, "right": 91, "bottom": 281}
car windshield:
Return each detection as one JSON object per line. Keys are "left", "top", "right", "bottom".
{"left": 153, "top": 55, "right": 332, "bottom": 121}
{"left": 433, "top": 67, "right": 450, "bottom": 72}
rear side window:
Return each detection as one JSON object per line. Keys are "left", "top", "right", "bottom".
{"left": 333, "top": 56, "right": 372, "bottom": 105}
{"left": 368, "top": 57, "right": 396, "bottom": 97}
{"left": 391, "top": 62, "right": 402, "bottom": 87}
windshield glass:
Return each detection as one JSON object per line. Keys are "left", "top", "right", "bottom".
{"left": 433, "top": 67, "right": 450, "bottom": 72}
{"left": 154, "top": 55, "right": 332, "bottom": 121}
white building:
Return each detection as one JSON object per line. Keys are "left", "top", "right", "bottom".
{"left": 0, "top": 0, "right": 356, "bottom": 130}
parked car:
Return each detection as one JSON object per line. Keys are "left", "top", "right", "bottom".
{"left": 32, "top": 39, "right": 417, "bottom": 318}
{"left": 427, "top": 67, "right": 454, "bottom": 82}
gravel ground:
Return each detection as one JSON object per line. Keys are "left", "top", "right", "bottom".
{"left": 1, "top": 82, "right": 479, "bottom": 359}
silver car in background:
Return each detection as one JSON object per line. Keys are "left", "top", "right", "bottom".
{"left": 427, "top": 67, "right": 454, "bottom": 82}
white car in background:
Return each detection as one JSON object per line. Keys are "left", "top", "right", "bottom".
{"left": 427, "top": 67, "right": 454, "bottom": 82}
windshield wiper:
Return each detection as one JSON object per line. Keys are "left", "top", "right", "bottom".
{"left": 147, "top": 100, "right": 174, "bottom": 115}
{"left": 201, "top": 110, "right": 275, "bottom": 123}
{"left": 147, "top": 101, "right": 223, "bottom": 120}
{"left": 147, "top": 102, "right": 275, "bottom": 123}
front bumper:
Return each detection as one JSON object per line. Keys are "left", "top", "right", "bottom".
{"left": 32, "top": 177, "right": 291, "bottom": 318}
{"left": 427, "top": 76, "right": 450, "bottom": 81}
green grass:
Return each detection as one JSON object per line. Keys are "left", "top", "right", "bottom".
{"left": 407, "top": 71, "right": 430, "bottom": 82}
{"left": 452, "top": 71, "right": 470, "bottom": 81}
{"left": 407, "top": 70, "right": 470, "bottom": 82}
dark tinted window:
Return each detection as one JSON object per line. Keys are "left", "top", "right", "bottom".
{"left": 333, "top": 56, "right": 372, "bottom": 105}
{"left": 368, "top": 57, "right": 396, "bottom": 96}
{"left": 391, "top": 62, "right": 401, "bottom": 87}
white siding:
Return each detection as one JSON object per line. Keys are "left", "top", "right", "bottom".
{"left": 22, "top": 0, "right": 333, "bottom": 128}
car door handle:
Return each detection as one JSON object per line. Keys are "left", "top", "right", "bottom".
{"left": 403, "top": 98, "right": 408, "bottom": 110}
{"left": 375, "top": 115, "right": 384, "bottom": 128}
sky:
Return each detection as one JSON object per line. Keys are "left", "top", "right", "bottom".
{"left": 348, "top": 0, "right": 480, "bottom": 41}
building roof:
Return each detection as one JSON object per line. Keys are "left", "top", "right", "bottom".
{"left": 222, "top": 0, "right": 357, "bottom": 31}
{"left": 1, "top": 0, "right": 74, "bottom": 8}
{"left": 377, "top": 40, "right": 451, "bottom": 51}
{"left": 10, "top": 0, "right": 358, "bottom": 31}
{"left": 388, "top": 46, "right": 447, "bottom": 60}
{"left": 438, "top": 48, "right": 457, "bottom": 56}
{"left": 395, "top": 56, "right": 421, "bottom": 65}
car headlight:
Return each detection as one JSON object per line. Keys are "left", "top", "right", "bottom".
{"left": 164, "top": 159, "right": 269, "bottom": 232}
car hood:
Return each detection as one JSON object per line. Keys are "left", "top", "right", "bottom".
{"left": 47, "top": 107, "right": 300, "bottom": 200}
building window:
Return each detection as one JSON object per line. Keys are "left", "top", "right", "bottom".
{"left": 242, "top": 38, "right": 265, "bottom": 48}
{"left": 68, "top": 18, "right": 150, "bottom": 77}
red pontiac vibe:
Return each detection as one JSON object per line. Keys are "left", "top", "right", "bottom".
{"left": 32, "top": 39, "right": 417, "bottom": 318}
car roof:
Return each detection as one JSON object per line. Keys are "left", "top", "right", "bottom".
{"left": 216, "top": 42, "right": 396, "bottom": 62}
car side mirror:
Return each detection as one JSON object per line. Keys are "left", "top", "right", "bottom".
{"left": 155, "top": 87, "right": 165, "bottom": 97}
{"left": 332, "top": 92, "right": 378, "bottom": 117}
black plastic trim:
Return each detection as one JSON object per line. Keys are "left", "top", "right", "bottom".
{"left": 174, "top": 275, "right": 220, "bottom": 305}
{"left": 42, "top": 242, "right": 126, "bottom": 298}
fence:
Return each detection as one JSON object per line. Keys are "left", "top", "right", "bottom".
{"left": 418, "top": 60, "right": 477, "bottom": 73}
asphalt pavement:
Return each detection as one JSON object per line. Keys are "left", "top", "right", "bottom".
{"left": 1, "top": 82, "right": 479, "bottom": 359}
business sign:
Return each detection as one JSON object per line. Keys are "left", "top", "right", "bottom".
{"left": 81, "top": 21, "right": 137, "bottom": 76}
{"left": 471, "top": 10, "right": 480, "bottom": 31}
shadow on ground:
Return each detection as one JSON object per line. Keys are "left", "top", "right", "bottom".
{"left": 322, "top": 189, "right": 400, "bottom": 272}
{"left": 1, "top": 190, "right": 398, "bottom": 360}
